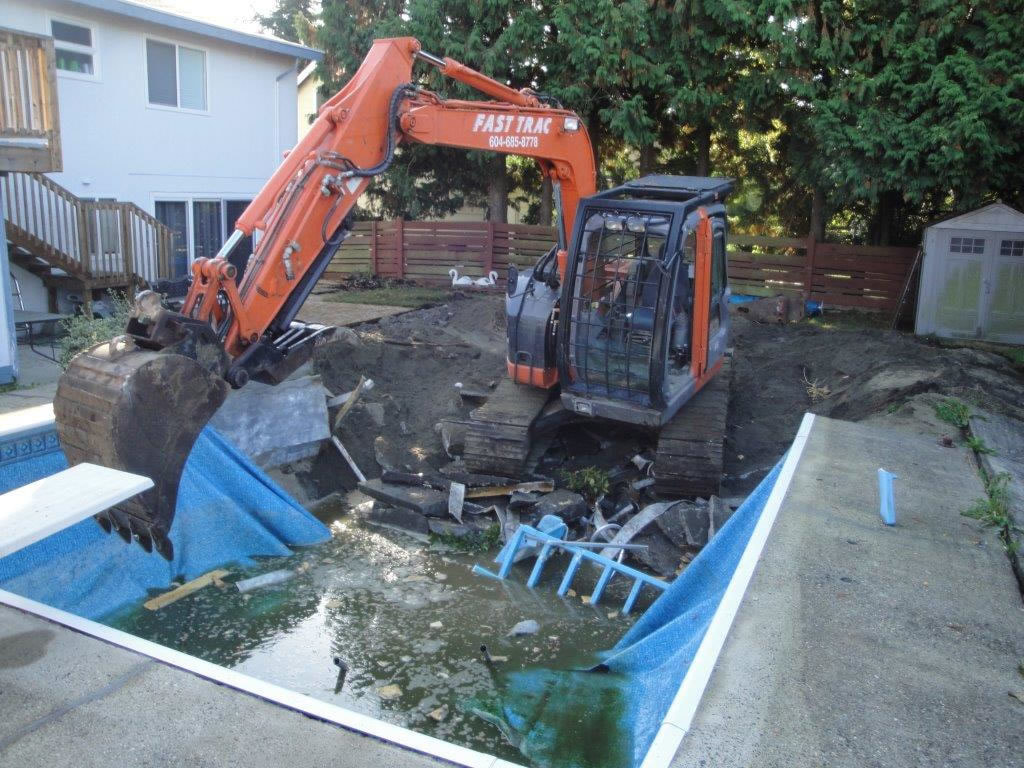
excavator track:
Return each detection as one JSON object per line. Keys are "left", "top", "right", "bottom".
{"left": 463, "top": 377, "right": 555, "bottom": 476}
{"left": 653, "top": 358, "right": 731, "bottom": 499}
{"left": 54, "top": 338, "right": 229, "bottom": 559}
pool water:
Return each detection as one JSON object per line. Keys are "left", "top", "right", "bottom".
{"left": 106, "top": 499, "right": 651, "bottom": 762}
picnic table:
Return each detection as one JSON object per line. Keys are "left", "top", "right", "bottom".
{"left": 14, "top": 309, "right": 68, "bottom": 361}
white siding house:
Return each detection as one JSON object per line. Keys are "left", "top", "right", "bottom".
{"left": 915, "top": 203, "right": 1024, "bottom": 345}
{"left": 4, "top": 0, "right": 321, "bottom": 304}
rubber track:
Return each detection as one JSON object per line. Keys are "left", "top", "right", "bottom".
{"left": 463, "top": 377, "right": 554, "bottom": 476}
{"left": 653, "top": 358, "right": 731, "bottom": 498}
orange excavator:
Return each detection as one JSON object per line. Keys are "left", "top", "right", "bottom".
{"left": 54, "top": 37, "right": 732, "bottom": 559}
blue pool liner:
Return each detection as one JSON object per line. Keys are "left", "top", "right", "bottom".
{"left": 481, "top": 458, "right": 784, "bottom": 768}
{"left": 0, "top": 427, "right": 329, "bottom": 620}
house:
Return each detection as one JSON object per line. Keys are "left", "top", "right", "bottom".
{"left": 296, "top": 60, "right": 321, "bottom": 137}
{"left": 915, "top": 202, "right": 1024, "bottom": 345}
{"left": 3, "top": 0, "right": 322, "bottom": 320}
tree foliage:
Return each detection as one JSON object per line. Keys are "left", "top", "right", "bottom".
{"left": 261, "top": 0, "right": 1024, "bottom": 243}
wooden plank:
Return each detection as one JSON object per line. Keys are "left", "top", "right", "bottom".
{"left": 0, "top": 463, "right": 153, "bottom": 558}
{"left": 143, "top": 569, "right": 231, "bottom": 611}
{"left": 730, "top": 233, "right": 809, "bottom": 249}
{"left": 815, "top": 243, "right": 917, "bottom": 259}
{"left": 807, "top": 290, "right": 893, "bottom": 309}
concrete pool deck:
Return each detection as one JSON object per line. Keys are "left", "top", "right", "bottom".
{"left": 671, "top": 416, "right": 1024, "bottom": 768}
{"left": 0, "top": 604, "right": 457, "bottom": 767}
{"left": 1, "top": 415, "right": 1022, "bottom": 767}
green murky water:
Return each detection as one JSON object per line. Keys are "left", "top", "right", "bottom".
{"left": 105, "top": 502, "right": 652, "bottom": 764}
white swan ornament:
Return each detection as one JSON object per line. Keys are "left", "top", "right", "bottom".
{"left": 449, "top": 268, "right": 474, "bottom": 287}
{"left": 473, "top": 271, "right": 499, "bottom": 287}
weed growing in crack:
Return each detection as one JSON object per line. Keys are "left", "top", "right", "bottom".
{"left": 962, "top": 473, "right": 1021, "bottom": 553}
{"left": 935, "top": 398, "right": 971, "bottom": 429}
{"left": 966, "top": 435, "right": 995, "bottom": 455}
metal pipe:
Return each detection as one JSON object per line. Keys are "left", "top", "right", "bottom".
{"left": 413, "top": 49, "right": 446, "bottom": 68}
{"left": 521, "top": 533, "right": 647, "bottom": 551}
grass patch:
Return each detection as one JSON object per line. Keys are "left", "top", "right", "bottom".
{"left": 562, "top": 466, "right": 611, "bottom": 500}
{"left": 429, "top": 523, "right": 501, "bottom": 553}
{"left": 0, "top": 381, "right": 33, "bottom": 394}
{"left": 59, "top": 292, "right": 133, "bottom": 369}
{"left": 327, "top": 285, "right": 451, "bottom": 308}
{"left": 934, "top": 398, "right": 970, "bottom": 429}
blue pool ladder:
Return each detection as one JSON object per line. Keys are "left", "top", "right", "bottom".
{"left": 473, "top": 523, "right": 670, "bottom": 615}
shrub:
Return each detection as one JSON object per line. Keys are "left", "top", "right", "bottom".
{"left": 59, "top": 292, "right": 134, "bottom": 369}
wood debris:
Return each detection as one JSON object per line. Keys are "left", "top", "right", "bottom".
{"left": 144, "top": 569, "right": 230, "bottom": 611}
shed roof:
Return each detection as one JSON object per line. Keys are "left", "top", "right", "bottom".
{"left": 62, "top": 0, "right": 323, "bottom": 61}
{"left": 925, "top": 202, "right": 1024, "bottom": 232}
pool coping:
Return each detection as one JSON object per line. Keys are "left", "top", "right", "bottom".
{"left": 640, "top": 412, "right": 815, "bottom": 767}
{"left": 0, "top": 408, "right": 813, "bottom": 768}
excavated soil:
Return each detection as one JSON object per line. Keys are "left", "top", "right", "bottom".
{"left": 293, "top": 292, "right": 1024, "bottom": 501}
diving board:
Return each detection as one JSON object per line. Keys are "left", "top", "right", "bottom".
{"left": 0, "top": 463, "right": 152, "bottom": 557}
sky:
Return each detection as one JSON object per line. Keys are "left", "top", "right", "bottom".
{"left": 134, "top": 0, "right": 281, "bottom": 35}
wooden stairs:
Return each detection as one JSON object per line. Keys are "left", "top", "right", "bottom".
{"left": 3, "top": 172, "right": 172, "bottom": 311}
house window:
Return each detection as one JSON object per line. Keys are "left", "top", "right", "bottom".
{"left": 146, "top": 39, "right": 207, "bottom": 110}
{"left": 51, "top": 19, "right": 97, "bottom": 77}
{"left": 1000, "top": 239, "right": 1024, "bottom": 258}
{"left": 949, "top": 236, "right": 985, "bottom": 255}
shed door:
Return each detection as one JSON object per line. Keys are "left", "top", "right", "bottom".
{"left": 988, "top": 236, "right": 1024, "bottom": 343}
{"left": 934, "top": 233, "right": 986, "bottom": 337}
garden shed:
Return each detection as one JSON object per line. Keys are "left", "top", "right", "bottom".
{"left": 915, "top": 202, "right": 1024, "bottom": 344}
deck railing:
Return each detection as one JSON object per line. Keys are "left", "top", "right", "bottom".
{"left": 2, "top": 171, "right": 172, "bottom": 283}
{"left": 0, "top": 27, "right": 61, "bottom": 173}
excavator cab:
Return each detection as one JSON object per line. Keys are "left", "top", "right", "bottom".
{"left": 556, "top": 176, "right": 732, "bottom": 427}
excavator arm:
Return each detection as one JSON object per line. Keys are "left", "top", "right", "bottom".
{"left": 54, "top": 37, "right": 596, "bottom": 558}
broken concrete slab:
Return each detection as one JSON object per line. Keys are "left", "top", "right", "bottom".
{"left": 364, "top": 505, "right": 430, "bottom": 535}
{"left": 531, "top": 489, "right": 588, "bottom": 524}
{"left": 509, "top": 491, "right": 541, "bottom": 511}
{"left": 435, "top": 421, "right": 466, "bottom": 458}
{"left": 629, "top": 529, "right": 686, "bottom": 576}
{"left": 358, "top": 478, "right": 448, "bottom": 517}
{"left": 656, "top": 496, "right": 734, "bottom": 551}
{"left": 209, "top": 375, "right": 329, "bottom": 467}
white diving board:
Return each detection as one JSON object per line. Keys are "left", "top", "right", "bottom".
{"left": 0, "top": 463, "right": 153, "bottom": 558}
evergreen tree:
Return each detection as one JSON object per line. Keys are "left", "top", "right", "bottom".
{"left": 759, "top": 0, "right": 1024, "bottom": 243}
{"left": 254, "top": 0, "right": 313, "bottom": 43}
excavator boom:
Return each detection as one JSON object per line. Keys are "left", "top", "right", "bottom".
{"left": 54, "top": 37, "right": 596, "bottom": 557}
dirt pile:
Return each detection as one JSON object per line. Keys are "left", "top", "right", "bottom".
{"left": 726, "top": 312, "right": 1024, "bottom": 491}
{"left": 293, "top": 292, "right": 1023, "bottom": 504}
{"left": 291, "top": 295, "right": 506, "bottom": 497}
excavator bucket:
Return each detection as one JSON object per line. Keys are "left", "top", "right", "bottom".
{"left": 54, "top": 337, "right": 229, "bottom": 559}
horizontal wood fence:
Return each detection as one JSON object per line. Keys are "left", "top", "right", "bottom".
{"left": 328, "top": 220, "right": 918, "bottom": 312}
{"left": 325, "top": 220, "right": 558, "bottom": 284}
